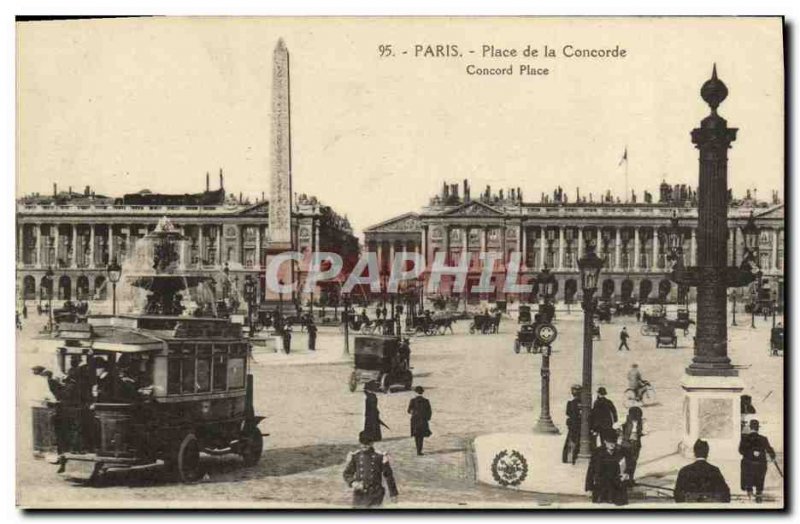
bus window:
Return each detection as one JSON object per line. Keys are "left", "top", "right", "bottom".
{"left": 196, "top": 356, "right": 211, "bottom": 392}
{"left": 167, "top": 359, "right": 181, "bottom": 394}
{"left": 181, "top": 357, "right": 196, "bottom": 393}
{"left": 227, "top": 358, "right": 245, "bottom": 389}
{"left": 212, "top": 354, "right": 227, "bottom": 391}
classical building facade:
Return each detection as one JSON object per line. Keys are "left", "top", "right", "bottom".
{"left": 15, "top": 181, "right": 359, "bottom": 306}
{"left": 364, "top": 180, "right": 784, "bottom": 306}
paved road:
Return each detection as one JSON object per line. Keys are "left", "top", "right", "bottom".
{"left": 16, "top": 310, "right": 783, "bottom": 508}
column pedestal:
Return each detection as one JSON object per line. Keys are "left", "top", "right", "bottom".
{"left": 679, "top": 374, "right": 744, "bottom": 459}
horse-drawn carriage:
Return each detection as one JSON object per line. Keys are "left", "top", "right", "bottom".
{"left": 595, "top": 302, "right": 613, "bottom": 323}
{"left": 615, "top": 301, "right": 639, "bottom": 317}
{"left": 469, "top": 313, "right": 501, "bottom": 334}
{"left": 348, "top": 335, "right": 413, "bottom": 393}
{"left": 412, "top": 314, "right": 455, "bottom": 336}
{"left": 673, "top": 308, "right": 695, "bottom": 335}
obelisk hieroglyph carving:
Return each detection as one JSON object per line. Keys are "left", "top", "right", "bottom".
{"left": 269, "top": 38, "right": 292, "bottom": 249}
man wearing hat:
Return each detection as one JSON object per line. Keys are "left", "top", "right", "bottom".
{"left": 343, "top": 431, "right": 399, "bottom": 507}
{"left": 739, "top": 420, "right": 776, "bottom": 503}
{"left": 585, "top": 428, "right": 628, "bottom": 505}
{"left": 362, "top": 381, "right": 384, "bottom": 442}
{"left": 591, "top": 387, "right": 618, "bottom": 447}
{"left": 407, "top": 386, "right": 432, "bottom": 455}
{"left": 562, "top": 385, "right": 582, "bottom": 464}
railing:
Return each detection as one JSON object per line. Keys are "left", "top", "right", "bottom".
{"left": 17, "top": 203, "right": 243, "bottom": 214}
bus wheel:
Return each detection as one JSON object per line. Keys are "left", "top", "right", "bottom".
{"left": 240, "top": 425, "right": 263, "bottom": 467}
{"left": 177, "top": 433, "right": 202, "bottom": 483}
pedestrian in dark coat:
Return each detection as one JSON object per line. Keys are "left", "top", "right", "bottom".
{"left": 562, "top": 385, "right": 581, "bottom": 464}
{"left": 591, "top": 387, "right": 618, "bottom": 445}
{"left": 618, "top": 326, "right": 630, "bottom": 351}
{"left": 307, "top": 321, "right": 317, "bottom": 351}
{"left": 343, "top": 431, "right": 399, "bottom": 507}
{"left": 674, "top": 439, "right": 730, "bottom": 503}
{"left": 22, "top": 304, "right": 28, "bottom": 319}
{"left": 739, "top": 420, "right": 776, "bottom": 502}
{"left": 620, "top": 406, "right": 644, "bottom": 482}
{"left": 585, "top": 429, "right": 628, "bottom": 505}
{"left": 363, "top": 382, "right": 383, "bottom": 442}
{"left": 407, "top": 386, "right": 432, "bottom": 455}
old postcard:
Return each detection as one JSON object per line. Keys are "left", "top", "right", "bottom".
{"left": 15, "top": 16, "right": 785, "bottom": 509}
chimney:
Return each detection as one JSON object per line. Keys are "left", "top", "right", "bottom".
{"left": 206, "top": 172, "right": 210, "bottom": 192}
{"left": 443, "top": 183, "right": 450, "bottom": 198}
{"left": 219, "top": 168, "right": 224, "bottom": 190}
{"left": 53, "top": 183, "right": 57, "bottom": 197}
{"left": 261, "top": 191, "right": 265, "bottom": 202}
{"left": 239, "top": 191, "right": 243, "bottom": 204}
{"left": 463, "top": 179, "right": 470, "bottom": 202}
{"left": 452, "top": 183, "right": 459, "bottom": 198}
{"left": 68, "top": 186, "right": 72, "bottom": 196}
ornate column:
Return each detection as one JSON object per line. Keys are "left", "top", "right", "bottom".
{"left": 54, "top": 224, "right": 61, "bottom": 268}
{"left": 500, "top": 224, "right": 507, "bottom": 267}
{"left": 255, "top": 225, "right": 261, "bottom": 269}
{"left": 462, "top": 227, "right": 468, "bottom": 264}
{"left": 126, "top": 226, "right": 132, "bottom": 260}
{"left": 198, "top": 225, "right": 204, "bottom": 267}
{"left": 772, "top": 229, "right": 779, "bottom": 271}
{"left": 557, "top": 226, "right": 565, "bottom": 270}
{"left": 673, "top": 66, "right": 747, "bottom": 460}
{"left": 89, "top": 224, "right": 95, "bottom": 268}
{"left": 577, "top": 227, "right": 584, "bottom": 260}
{"left": 443, "top": 225, "right": 450, "bottom": 265}
{"left": 389, "top": 240, "right": 396, "bottom": 270}
{"left": 596, "top": 228, "right": 603, "bottom": 259}
{"left": 421, "top": 225, "right": 429, "bottom": 266}
{"left": 216, "top": 225, "right": 222, "bottom": 266}
{"left": 539, "top": 226, "right": 546, "bottom": 269}
{"left": 614, "top": 227, "right": 622, "bottom": 270}
{"left": 685, "top": 66, "right": 739, "bottom": 377}
{"left": 651, "top": 226, "right": 659, "bottom": 271}
{"left": 633, "top": 227, "right": 640, "bottom": 271}
{"left": 690, "top": 228, "right": 697, "bottom": 266}
{"left": 71, "top": 225, "right": 78, "bottom": 268}
{"left": 520, "top": 224, "right": 527, "bottom": 268}
{"left": 36, "top": 224, "right": 43, "bottom": 268}
{"left": 108, "top": 225, "right": 114, "bottom": 265}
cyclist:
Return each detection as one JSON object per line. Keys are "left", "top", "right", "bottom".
{"left": 627, "top": 363, "right": 649, "bottom": 402}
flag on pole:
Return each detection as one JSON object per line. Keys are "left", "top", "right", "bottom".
{"left": 618, "top": 147, "right": 628, "bottom": 166}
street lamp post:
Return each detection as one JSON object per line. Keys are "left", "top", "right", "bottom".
{"left": 577, "top": 243, "right": 603, "bottom": 460}
{"left": 278, "top": 278, "right": 284, "bottom": 314}
{"left": 731, "top": 290, "right": 737, "bottom": 326}
{"left": 342, "top": 291, "right": 351, "bottom": 355}
{"left": 533, "top": 267, "right": 559, "bottom": 434}
{"left": 741, "top": 211, "right": 760, "bottom": 329}
{"left": 243, "top": 276, "right": 256, "bottom": 329}
{"left": 106, "top": 258, "right": 122, "bottom": 316}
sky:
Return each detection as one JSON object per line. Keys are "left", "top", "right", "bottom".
{"left": 16, "top": 17, "right": 784, "bottom": 237}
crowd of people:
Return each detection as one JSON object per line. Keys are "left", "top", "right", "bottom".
{"left": 561, "top": 380, "right": 778, "bottom": 506}
{"left": 341, "top": 382, "right": 433, "bottom": 507}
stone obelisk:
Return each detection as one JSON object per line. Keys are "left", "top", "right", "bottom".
{"left": 269, "top": 38, "right": 293, "bottom": 250}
